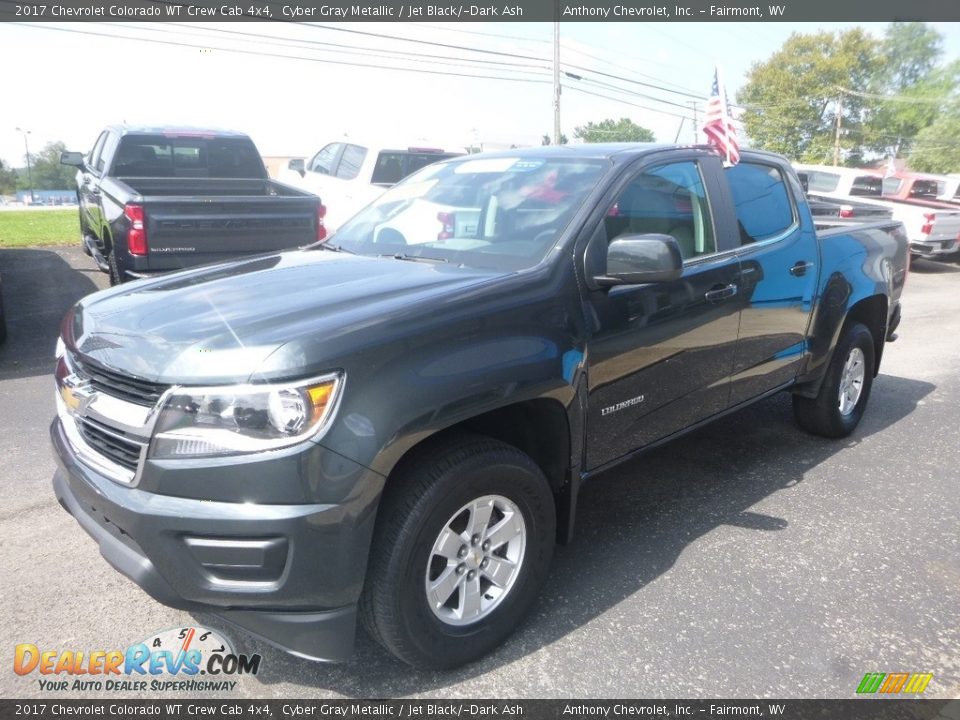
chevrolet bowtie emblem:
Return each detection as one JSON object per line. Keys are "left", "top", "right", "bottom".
{"left": 60, "top": 374, "right": 94, "bottom": 414}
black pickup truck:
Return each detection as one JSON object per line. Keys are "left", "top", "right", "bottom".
{"left": 61, "top": 126, "right": 323, "bottom": 284}
{"left": 52, "top": 144, "right": 908, "bottom": 669}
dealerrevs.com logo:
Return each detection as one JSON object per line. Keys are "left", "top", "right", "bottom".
{"left": 14, "top": 626, "right": 261, "bottom": 692}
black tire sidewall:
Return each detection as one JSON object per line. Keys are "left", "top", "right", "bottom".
{"left": 825, "top": 324, "right": 875, "bottom": 434}
{"left": 389, "top": 454, "right": 554, "bottom": 667}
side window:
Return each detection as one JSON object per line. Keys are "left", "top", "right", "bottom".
{"left": 308, "top": 143, "right": 342, "bottom": 175}
{"left": 336, "top": 144, "right": 367, "bottom": 180}
{"left": 98, "top": 133, "right": 119, "bottom": 174}
{"left": 805, "top": 171, "right": 840, "bottom": 193}
{"left": 88, "top": 132, "right": 107, "bottom": 174}
{"left": 605, "top": 161, "right": 716, "bottom": 261}
{"left": 725, "top": 163, "right": 796, "bottom": 245}
{"left": 371, "top": 152, "right": 406, "bottom": 186}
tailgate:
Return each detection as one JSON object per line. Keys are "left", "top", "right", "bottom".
{"left": 143, "top": 196, "right": 319, "bottom": 271}
{"left": 923, "top": 211, "right": 960, "bottom": 242}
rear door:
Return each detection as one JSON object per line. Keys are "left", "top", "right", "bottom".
{"left": 584, "top": 152, "right": 743, "bottom": 470}
{"left": 722, "top": 160, "right": 819, "bottom": 406}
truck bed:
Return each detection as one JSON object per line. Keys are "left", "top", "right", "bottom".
{"left": 102, "top": 176, "right": 321, "bottom": 274}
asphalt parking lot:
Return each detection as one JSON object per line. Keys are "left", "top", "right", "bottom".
{"left": 1, "top": 246, "right": 958, "bottom": 699}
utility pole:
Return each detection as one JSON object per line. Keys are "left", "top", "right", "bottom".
{"left": 553, "top": 21, "right": 561, "bottom": 145}
{"left": 833, "top": 93, "right": 843, "bottom": 166}
{"left": 15, "top": 127, "right": 34, "bottom": 204}
{"left": 690, "top": 102, "right": 698, "bottom": 143}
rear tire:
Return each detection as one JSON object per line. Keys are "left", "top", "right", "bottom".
{"left": 360, "top": 434, "right": 555, "bottom": 669}
{"left": 793, "top": 322, "right": 875, "bottom": 438}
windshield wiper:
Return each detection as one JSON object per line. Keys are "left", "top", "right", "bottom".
{"left": 309, "top": 239, "right": 355, "bottom": 254}
{"left": 384, "top": 253, "right": 448, "bottom": 264}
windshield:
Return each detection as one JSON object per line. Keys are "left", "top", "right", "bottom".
{"left": 330, "top": 156, "right": 608, "bottom": 271}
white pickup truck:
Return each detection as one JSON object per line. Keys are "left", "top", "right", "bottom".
{"left": 278, "top": 140, "right": 463, "bottom": 234}
{"left": 795, "top": 164, "right": 960, "bottom": 258}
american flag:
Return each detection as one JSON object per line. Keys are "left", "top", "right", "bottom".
{"left": 702, "top": 67, "right": 740, "bottom": 166}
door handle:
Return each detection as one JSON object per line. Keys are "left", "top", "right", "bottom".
{"left": 790, "top": 261, "right": 815, "bottom": 277}
{"left": 704, "top": 283, "right": 738, "bottom": 302}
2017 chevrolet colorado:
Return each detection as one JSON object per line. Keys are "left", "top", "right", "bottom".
{"left": 52, "top": 144, "right": 908, "bottom": 669}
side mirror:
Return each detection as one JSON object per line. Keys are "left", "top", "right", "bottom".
{"left": 595, "top": 234, "right": 683, "bottom": 287}
{"left": 288, "top": 158, "right": 305, "bottom": 176}
{"left": 60, "top": 151, "right": 85, "bottom": 168}
{"left": 797, "top": 173, "right": 809, "bottom": 194}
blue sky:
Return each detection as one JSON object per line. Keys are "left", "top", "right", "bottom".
{"left": 2, "top": 21, "right": 959, "bottom": 166}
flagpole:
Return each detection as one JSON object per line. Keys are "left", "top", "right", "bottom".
{"left": 716, "top": 65, "right": 732, "bottom": 166}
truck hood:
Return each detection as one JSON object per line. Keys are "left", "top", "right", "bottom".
{"left": 67, "top": 249, "right": 504, "bottom": 384}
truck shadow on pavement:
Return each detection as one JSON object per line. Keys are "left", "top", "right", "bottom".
{"left": 909, "top": 256, "right": 960, "bottom": 273}
{"left": 0, "top": 247, "right": 103, "bottom": 381}
{"left": 214, "top": 371, "right": 934, "bottom": 695}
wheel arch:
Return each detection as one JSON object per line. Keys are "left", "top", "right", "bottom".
{"left": 378, "top": 397, "right": 579, "bottom": 545}
{"left": 795, "top": 289, "right": 889, "bottom": 398}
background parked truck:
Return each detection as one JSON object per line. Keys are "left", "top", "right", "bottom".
{"left": 61, "top": 126, "right": 324, "bottom": 284}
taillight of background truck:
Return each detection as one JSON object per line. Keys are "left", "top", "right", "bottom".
{"left": 920, "top": 212, "right": 935, "bottom": 236}
{"left": 124, "top": 203, "right": 147, "bottom": 256}
{"left": 437, "top": 212, "right": 455, "bottom": 241}
{"left": 839, "top": 205, "right": 854, "bottom": 218}
{"left": 317, "top": 204, "right": 327, "bottom": 241}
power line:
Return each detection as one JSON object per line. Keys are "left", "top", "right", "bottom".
{"left": 301, "top": 22, "right": 549, "bottom": 63}
{"left": 14, "top": 23, "right": 552, "bottom": 85}
{"left": 565, "top": 86, "right": 693, "bottom": 121}
{"left": 141, "top": 21, "right": 551, "bottom": 72}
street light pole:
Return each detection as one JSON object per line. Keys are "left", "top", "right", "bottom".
{"left": 15, "top": 127, "right": 34, "bottom": 204}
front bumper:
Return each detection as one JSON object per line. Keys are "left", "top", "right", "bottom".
{"left": 51, "top": 418, "right": 385, "bottom": 662}
{"left": 910, "top": 238, "right": 958, "bottom": 257}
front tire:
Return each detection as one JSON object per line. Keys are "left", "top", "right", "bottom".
{"left": 793, "top": 322, "right": 875, "bottom": 438}
{"left": 360, "top": 434, "right": 555, "bottom": 669}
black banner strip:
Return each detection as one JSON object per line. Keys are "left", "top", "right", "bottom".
{"left": 1, "top": 699, "right": 959, "bottom": 720}
{"left": 2, "top": 0, "right": 960, "bottom": 23}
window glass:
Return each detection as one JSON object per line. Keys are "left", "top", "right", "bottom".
{"left": 371, "top": 151, "right": 462, "bottom": 186}
{"left": 726, "top": 162, "right": 795, "bottom": 244}
{"left": 804, "top": 171, "right": 840, "bottom": 193}
{"left": 909, "top": 179, "right": 943, "bottom": 199}
{"left": 89, "top": 132, "right": 107, "bottom": 173}
{"left": 336, "top": 145, "right": 367, "bottom": 180}
{"left": 333, "top": 157, "right": 606, "bottom": 272}
{"left": 851, "top": 176, "right": 883, "bottom": 196}
{"left": 98, "top": 133, "right": 119, "bottom": 173}
{"left": 882, "top": 177, "right": 902, "bottom": 195}
{"left": 308, "top": 143, "right": 342, "bottom": 175}
{"left": 110, "top": 135, "right": 265, "bottom": 178}
{"left": 605, "top": 161, "right": 715, "bottom": 260}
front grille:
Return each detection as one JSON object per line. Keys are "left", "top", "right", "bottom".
{"left": 73, "top": 355, "right": 168, "bottom": 407}
{"left": 75, "top": 418, "right": 143, "bottom": 472}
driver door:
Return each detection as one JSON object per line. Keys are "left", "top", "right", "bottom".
{"left": 584, "top": 153, "right": 744, "bottom": 470}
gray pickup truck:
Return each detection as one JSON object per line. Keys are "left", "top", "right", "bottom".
{"left": 52, "top": 144, "right": 908, "bottom": 669}
{"left": 61, "top": 126, "right": 324, "bottom": 284}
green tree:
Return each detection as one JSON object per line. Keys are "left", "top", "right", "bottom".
{"left": 24, "top": 141, "right": 78, "bottom": 191}
{"left": 737, "top": 29, "right": 879, "bottom": 162}
{"left": 908, "top": 105, "right": 960, "bottom": 173}
{"left": 573, "top": 118, "right": 655, "bottom": 143}
{"left": 862, "top": 23, "right": 953, "bottom": 158}
{"left": 0, "top": 160, "right": 17, "bottom": 195}
{"left": 541, "top": 133, "right": 569, "bottom": 145}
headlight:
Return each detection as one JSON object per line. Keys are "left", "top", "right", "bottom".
{"left": 151, "top": 373, "right": 343, "bottom": 458}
